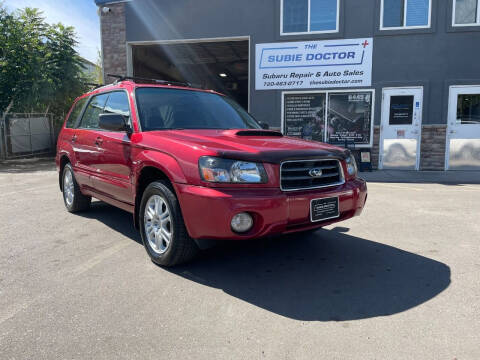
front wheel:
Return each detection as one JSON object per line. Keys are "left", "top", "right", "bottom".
{"left": 62, "top": 163, "right": 91, "bottom": 212}
{"left": 139, "top": 181, "right": 198, "bottom": 266}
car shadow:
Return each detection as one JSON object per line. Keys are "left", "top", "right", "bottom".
{"left": 77, "top": 201, "right": 143, "bottom": 245}
{"left": 75, "top": 202, "right": 451, "bottom": 322}
{"left": 169, "top": 228, "right": 451, "bottom": 322}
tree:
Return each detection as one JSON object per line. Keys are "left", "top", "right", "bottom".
{"left": 0, "top": 5, "right": 89, "bottom": 124}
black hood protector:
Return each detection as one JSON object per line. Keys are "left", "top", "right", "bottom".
{"left": 216, "top": 148, "right": 348, "bottom": 164}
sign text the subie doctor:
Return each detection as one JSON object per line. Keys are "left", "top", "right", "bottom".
{"left": 255, "top": 38, "right": 373, "bottom": 90}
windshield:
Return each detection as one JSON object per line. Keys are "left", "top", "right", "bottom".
{"left": 135, "top": 87, "right": 261, "bottom": 131}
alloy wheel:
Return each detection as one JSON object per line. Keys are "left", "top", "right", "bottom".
{"left": 63, "top": 169, "right": 74, "bottom": 206}
{"left": 144, "top": 194, "right": 173, "bottom": 254}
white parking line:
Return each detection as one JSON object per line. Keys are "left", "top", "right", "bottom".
{"left": 69, "top": 241, "right": 132, "bottom": 276}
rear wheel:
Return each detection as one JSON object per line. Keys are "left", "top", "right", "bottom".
{"left": 139, "top": 181, "right": 198, "bottom": 266}
{"left": 62, "top": 163, "right": 91, "bottom": 212}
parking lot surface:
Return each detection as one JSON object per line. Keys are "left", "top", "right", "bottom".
{"left": 1, "top": 160, "right": 479, "bottom": 359}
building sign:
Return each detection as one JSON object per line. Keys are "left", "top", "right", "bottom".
{"left": 256, "top": 38, "right": 373, "bottom": 90}
{"left": 283, "top": 90, "right": 374, "bottom": 148}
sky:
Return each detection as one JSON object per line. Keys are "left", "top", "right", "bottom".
{"left": 4, "top": 0, "right": 100, "bottom": 63}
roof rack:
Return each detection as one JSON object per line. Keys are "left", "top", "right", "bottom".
{"left": 106, "top": 74, "right": 193, "bottom": 88}
{"left": 84, "top": 82, "right": 105, "bottom": 90}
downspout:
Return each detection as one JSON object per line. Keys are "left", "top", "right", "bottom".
{"left": 97, "top": 6, "right": 105, "bottom": 84}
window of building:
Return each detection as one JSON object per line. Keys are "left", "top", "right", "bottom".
{"left": 453, "top": 0, "right": 480, "bottom": 26}
{"left": 65, "top": 97, "right": 87, "bottom": 128}
{"left": 456, "top": 94, "right": 480, "bottom": 124}
{"left": 79, "top": 93, "right": 109, "bottom": 129}
{"left": 389, "top": 95, "right": 414, "bottom": 125}
{"left": 381, "top": 0, "right": 431, "bottom": 30}
{"left": 281, "top": 0, "right": 339, "bottom": 35}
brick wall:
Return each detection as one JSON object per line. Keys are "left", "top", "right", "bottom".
{"left": 100, "top": 3, "right": 127, "bottom": 83}
{"left": 371, "top": 126, "right": 380, "bottom": 169}
{"left": 420, "top": 125, "right": 447, "bottom": 170}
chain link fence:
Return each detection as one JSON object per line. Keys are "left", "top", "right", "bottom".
{"left": 0, "top": 113, "right": 55, "bottom": 160}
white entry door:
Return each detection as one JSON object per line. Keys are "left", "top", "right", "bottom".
{"left": 379, "top": 87, "right": 423, "bottom": 170}
{"left": 446, "top": 86, "right": 480, "bottom": 170}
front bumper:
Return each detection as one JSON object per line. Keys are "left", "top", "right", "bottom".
{"left": 175, "top": 178, "right": 367, "bottom": 240}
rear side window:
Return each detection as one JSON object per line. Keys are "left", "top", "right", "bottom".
{"left": 104, "top": 91, "right": 130, "bottom": 117}
{"left": 65, "top": 98, "right": 87, "bottom": 128}
{"left": 79, "top": 93, "right": 109, "bottom": 129}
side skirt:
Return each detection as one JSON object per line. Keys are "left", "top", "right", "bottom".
{"left": 82, "top": 188, "right": 135, "bottom": 214}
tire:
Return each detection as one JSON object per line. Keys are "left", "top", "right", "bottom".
{"left": 139, "top": 181, "right": 198, "bottom": 266}
{"left": 62, "top": 163, "right": 91, "bottom": 213}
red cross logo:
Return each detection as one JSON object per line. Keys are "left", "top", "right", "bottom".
{"left": 362, "top": 40, "right": 369, "bottom": 48}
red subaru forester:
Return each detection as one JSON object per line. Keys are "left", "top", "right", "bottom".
{"left": 56, "top": 79, "right": 367, "bottom": 266}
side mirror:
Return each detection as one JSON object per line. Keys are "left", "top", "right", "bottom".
{"left": 259, "top": 121, "right": 270, "bottom": 129}
{"left": 99, "top": 113, "right": 131, "bottom": 134}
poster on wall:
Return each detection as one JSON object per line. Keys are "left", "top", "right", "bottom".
{"left": 256, "top": 38, "right": 373, "bottom": 90}
{"left": 326, "top": 92, "right": 373, "bottom": 146}
{"left": 283, "top": 91, "right": 374, "bottom": 147}
{"left": 283, "top": 94, "right": 326, "bottom": 141}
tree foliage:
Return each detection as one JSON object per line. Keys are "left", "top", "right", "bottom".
{"left": 0, "top": 5, "right": 90, "bottom": 124}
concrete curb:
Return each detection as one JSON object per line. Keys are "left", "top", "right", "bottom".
{"left": 359, "top": 170, "right": 480, "bottom": 184}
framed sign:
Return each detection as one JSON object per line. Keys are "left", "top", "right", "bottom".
{"left": 326, "top": 92, "right": 373, "bottom": 146}
{"left": 283, "top": 93, "right": 326, "bottom": 141}
{"left": 282, "top": 89, "right": 374, "bottom": 148}
{"left": 360, "top": 151, "right": 371, "bottom": 163}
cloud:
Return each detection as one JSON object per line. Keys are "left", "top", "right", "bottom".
{"left": 4, "top": 0, "right": 100, "bottom": 62}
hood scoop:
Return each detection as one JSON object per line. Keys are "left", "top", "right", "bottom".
{"left": 235, "top": 130, "right": 283, "bottom": 137}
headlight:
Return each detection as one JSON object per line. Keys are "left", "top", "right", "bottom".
{"left": 199, "top": 156, "right": 268, "bottom": 183}
{"left": 345, "top": 153, "right": 358, "bottom": 177}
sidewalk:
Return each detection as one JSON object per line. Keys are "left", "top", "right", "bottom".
{"left": 359, "top": 170, "right": 480, "bottom": 184}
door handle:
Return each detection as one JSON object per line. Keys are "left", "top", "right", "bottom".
{"left": 95, "top": 136, "right": 103, "bottom": 146}
{"left": 449, "top": 130, "right": 456, "bottom": 134}
{"left": 71, "top": 134, "right": 77, "bottom": 143}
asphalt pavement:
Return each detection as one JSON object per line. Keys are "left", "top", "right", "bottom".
{"left": 0, "top": 158, "right": 479, "bottom": 359}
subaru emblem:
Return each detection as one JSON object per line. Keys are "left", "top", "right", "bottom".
{"left": 309, "top": 168, "right": 323, "bottom": 177}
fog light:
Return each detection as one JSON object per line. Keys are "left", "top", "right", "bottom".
{"left": 231, "top": 212, "right": 253, "bottom": 233}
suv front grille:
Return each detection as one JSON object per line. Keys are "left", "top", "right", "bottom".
{"left": 280, "top": 159, "right": 344, "bottom": 191}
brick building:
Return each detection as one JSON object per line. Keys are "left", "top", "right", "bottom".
{"left": 95, "top": 0, "right": 480, "bottom": 171}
